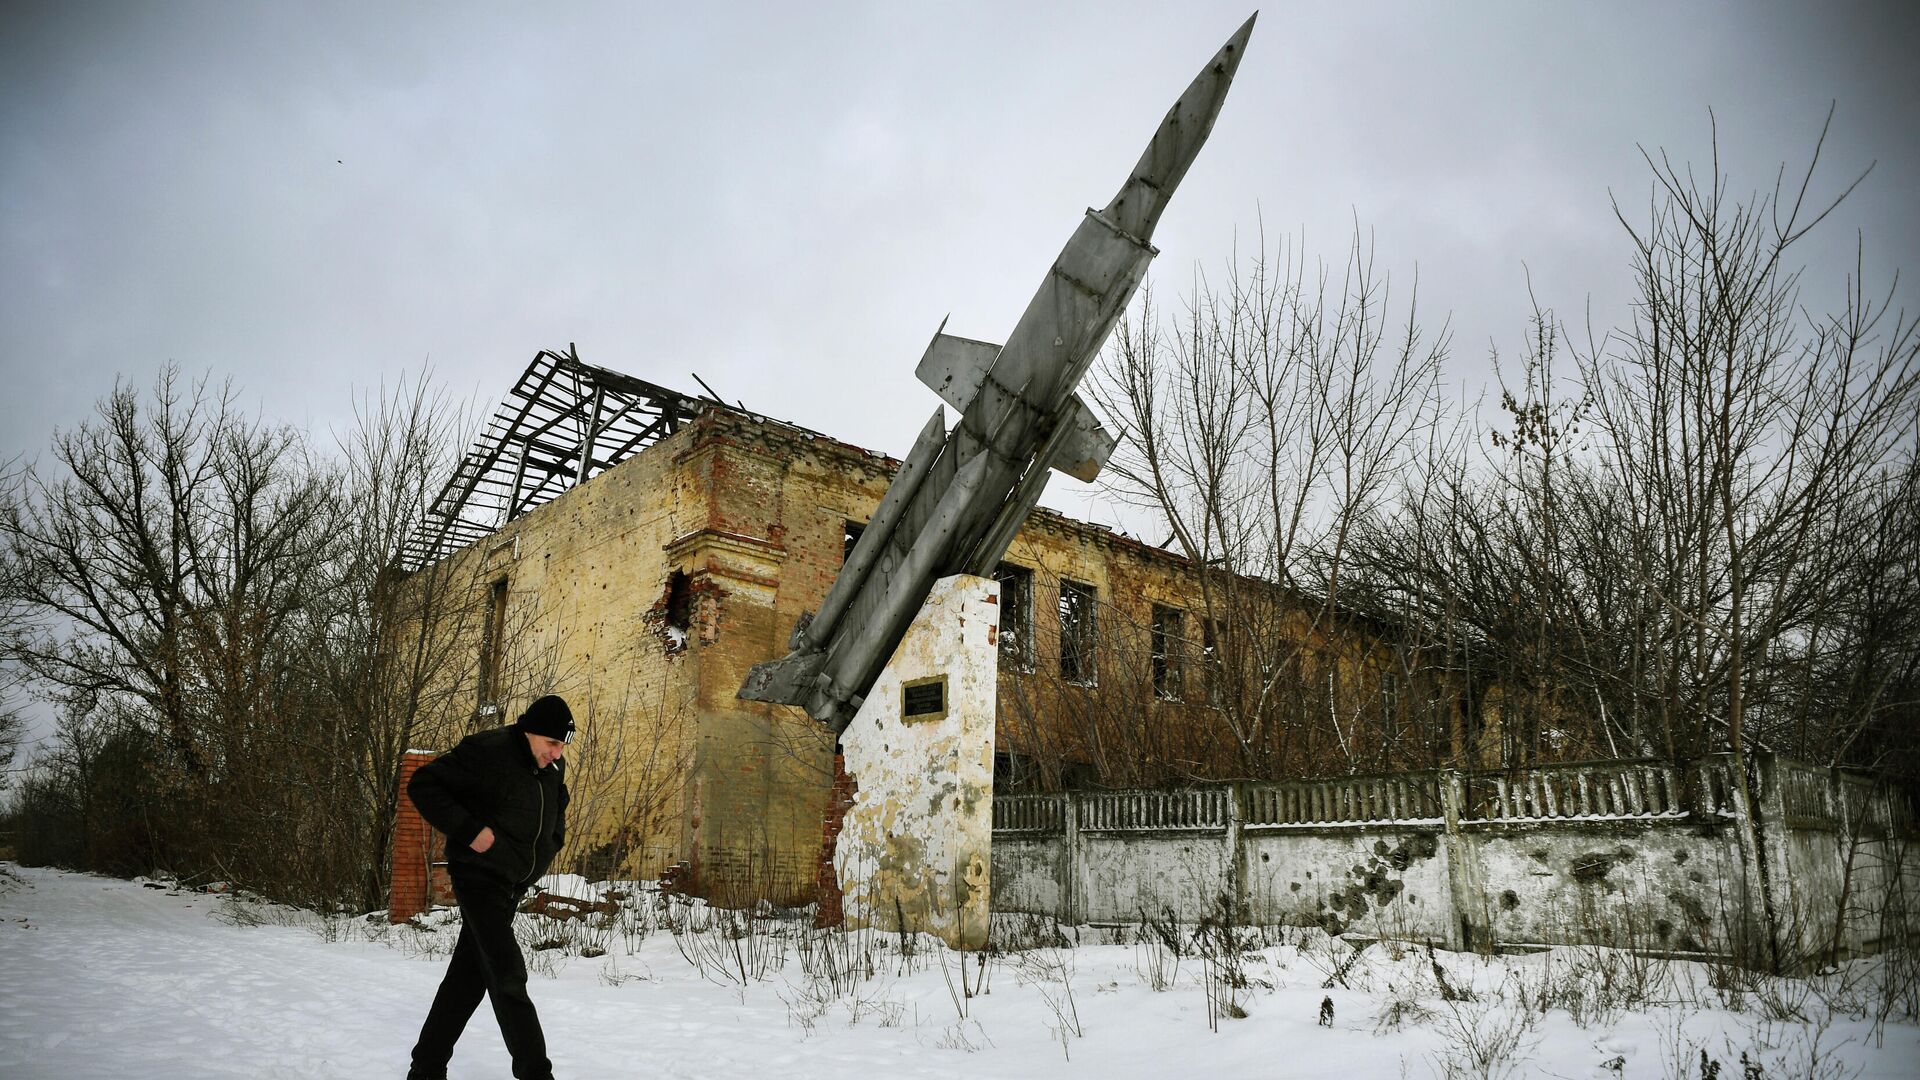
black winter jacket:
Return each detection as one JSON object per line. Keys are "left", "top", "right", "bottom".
{"left": 408, "top": 726, "right": 569, "bottom": 890}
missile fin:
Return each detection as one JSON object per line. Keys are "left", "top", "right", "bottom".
{"left": 738, "top": 650, "right": 827, "bottom": 705}
{"left": 1049, "top": 394, "right": 1118, "bottom": 483}
{"left": 915, "top": 328, "right": 1004, "bottom": 413}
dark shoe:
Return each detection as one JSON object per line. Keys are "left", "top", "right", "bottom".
{"left": 406, "top": 1069, "right": 447, "bottom": 1080}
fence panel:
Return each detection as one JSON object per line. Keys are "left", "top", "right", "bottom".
{"left": 992, "top": 794, "right": 1065, "bottom": 834}
{"left": 1075, "top": 788, "right": 1232, "bottom": 832}
{"left": 1461, "top": 761, "right": 1693, "bottom": 821}
{"left": 1242, "top": 773, "right": 1443, "bottom": 826}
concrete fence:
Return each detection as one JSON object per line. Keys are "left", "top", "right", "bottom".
{"left": 991, "top": 754, "right": 1919, "bottom": 963}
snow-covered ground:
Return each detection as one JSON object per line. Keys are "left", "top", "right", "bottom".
{"left": 1, "top": 862, "right": 1915, "bottom": 1079}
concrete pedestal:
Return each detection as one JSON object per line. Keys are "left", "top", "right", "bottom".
{"left": 833, "top": 574, "right": 998, "bottom": 949}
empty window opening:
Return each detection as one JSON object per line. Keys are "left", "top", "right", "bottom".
{"left": 1201, "top": 618, "right": 1223, "bottom": 707}
{"left": 478, "top": 577, "right": 509, "bottom": 712}
{"left": 995, "top": 563, "right": 1034, "bottom": 670}
{"left": 1151, "top": 605, "right": 1184, "bottom": 700}
{"left": 1381, "top": 670, "right": 1402, "bottom": 723}
{"left": 1059, "top": 578, "right": 1097, "bottom": 685}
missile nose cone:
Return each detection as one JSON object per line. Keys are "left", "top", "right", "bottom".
{"left": 1224, "top": 13, "right": 1257, "bottom": 73}
{"left": 1103, "top": 13, "right": 1257, "bottom": 241}
{"left": 1228, "top": 12, "right": 1259, "bottom": 53}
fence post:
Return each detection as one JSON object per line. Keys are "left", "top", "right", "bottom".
{"left": 1225, "top": 782, "right": 1246, "bottom": 921}
{"left": 1756, "top": 753, "right": 1796, "bottom": 965}
{"left": 1062, "top": 791, "right": 1082, "bottom": 926}
{"left": 1438, "top": 769, "right": 1483, "bottom": 952}
{"left": 1725, "top": 751, "right": 1787, "bottom": 971}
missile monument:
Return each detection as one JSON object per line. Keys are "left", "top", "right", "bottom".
{"left": 739, "top": 15, "right": 1256, "bottom": 947}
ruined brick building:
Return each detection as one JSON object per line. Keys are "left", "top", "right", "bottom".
{"left": 400, "top": 351, "right": 1474, "bottom": 903}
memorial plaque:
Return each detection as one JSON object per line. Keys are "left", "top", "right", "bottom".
{"left": 902, "top": 675, "right": 948, "bottom": 723}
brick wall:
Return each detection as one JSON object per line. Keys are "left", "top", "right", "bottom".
{"left": 389, "top": 750, "right": 453, "bottom": 922}
{"left": 813, "top": 753, "right": 857, "bottom": 928}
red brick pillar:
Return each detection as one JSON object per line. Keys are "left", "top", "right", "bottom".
{"left": 814, "top": 753, "right": 858, "bottom": 928}
{"left": 390, "top": 750, "right": 440, "bottom": 923}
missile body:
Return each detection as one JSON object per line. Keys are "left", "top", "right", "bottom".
{"left": 739, "top": 16, "right": 1256, "bottom": 733}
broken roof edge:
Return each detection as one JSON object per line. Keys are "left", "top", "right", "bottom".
{"left": 402, "top": 347, "right": 714, "bottom": 570}
{"left": 399, "top": 347, "right": 1193, "bottom": 575}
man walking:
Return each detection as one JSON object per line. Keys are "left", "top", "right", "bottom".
{"left": 405, "top": 695, "right": 574, "bottom": 1080}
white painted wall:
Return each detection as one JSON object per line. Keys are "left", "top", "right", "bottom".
{"left": 836, "top": 575, "right": 998, "bottom": 949}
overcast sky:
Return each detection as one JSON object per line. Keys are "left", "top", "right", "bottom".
{"left": 4, "top": 1, "right": 1917, "bottom": 531}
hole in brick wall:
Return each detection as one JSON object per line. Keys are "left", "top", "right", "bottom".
{"left": 645, "top": 570, "right": 696, "bottom": 655}
{"left": 665, "top": 570, "right": 693, "bottom": 632}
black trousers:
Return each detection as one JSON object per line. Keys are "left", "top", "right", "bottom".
{"left": 410, "top": 871, "right": 553, "bottom": 1079}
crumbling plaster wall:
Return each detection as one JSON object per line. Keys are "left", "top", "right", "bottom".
{"left": 1242, "top": 829, "right": 1454, "bottom": 942}
{"left": 1465, "top": 822, "right": 1746, "bottom": 952}
{"left": 988, "top": 754, "right": 1920, "bottom": 964}
{"left": 993, "top": 767, "right": 1918, "bottom": 960}
{"left": 834, "top": 575, "right": 998, "bottom": 949}
{"left": 1077, "top": 832, "right": 1234, "bottom": 924}
{"left": 991, "top": 836, "right": 1067, "bottom": 916}
{"left": 1779, "top": 826, "right": 1909, "bottom": 955}
{"left": 996, "top": 810, "right": 1750, "bottom": 951}
{"left": 1765, "top": 758, "right": 1920, "bottom": 958}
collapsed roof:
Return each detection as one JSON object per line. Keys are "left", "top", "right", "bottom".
{"left": 401, "top": 347, "right": 707, "bottom": 570}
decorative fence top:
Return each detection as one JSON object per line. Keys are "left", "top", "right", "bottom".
{"left": 1773, "top": 757, "right": 1916, "bottom": 836}
{"left": 1079, "top": 787, "right": 1233, "bottom": 832}
{"left": 1460, "top": 760, "right": 1722, "bottom": 822}
{"left": 1243, "top": 774, "right": 1444, "bottom": 827}
{"left": 993, "top": 793, "right": 1066, "bottom": 834}
{"left": 989, "top": 754, "right": 1907, "bottom": 837}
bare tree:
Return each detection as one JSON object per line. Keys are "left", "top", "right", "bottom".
{"left": 1344, "top": 306, "right": 1635, "bottom": 767}
{"left": 1343, "top": 116, "right": 1919, "bottom": 785}
{"left": 0, "top": 368, "right": 339, "bottom": 886}
{"left": 295, "top": 370, "right": 483, "bottom": 907}
{"left": 1589, "top": 116, "right": 1918, "bottom": 968}
{"left": 1091, "top": 225, "right": 1450, "bottom": 779}
{"left": 0, "top": 365, "right": 501, "bottom": 909}
{"left": 1585, "top": 114, "right": 1915, "bottom": 767}
{"left": 0, "top": 457, "right": 29, "bottom": 786}
{"left": 3, "top": 368, "right": 248, "bottom": 766}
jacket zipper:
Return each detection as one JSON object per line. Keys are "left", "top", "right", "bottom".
{"left": 524, "top": 772, "right": 546, "bottom": 886}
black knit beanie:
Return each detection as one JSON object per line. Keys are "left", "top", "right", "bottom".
{"left": 516, "top": 694, "right": 575, "bottom": 742}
